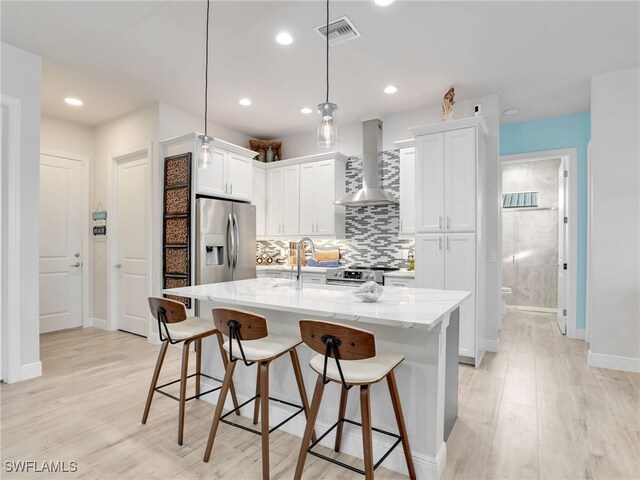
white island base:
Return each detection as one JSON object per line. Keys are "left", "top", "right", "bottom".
{"left": 164, "top": 279, "right": 469, "bottom": 479}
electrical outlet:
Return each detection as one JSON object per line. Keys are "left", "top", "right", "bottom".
{"left": 488, "top": 251, "right": 497, "bottom": 262}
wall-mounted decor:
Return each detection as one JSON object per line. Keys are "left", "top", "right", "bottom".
{"left": 502, "top": 192, "right": 538, "bottom": 208}
{"left": 163, "top": 153, "right": 192, "bottom": 308}
{"left": 249, "top": 139, "right": 283, "bottom": 162}
{"left": 92, "top": 204, "right": 107, "bottom": 237}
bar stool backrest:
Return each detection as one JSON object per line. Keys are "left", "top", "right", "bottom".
{"left": 299, "top": 320, "right": 376, "bottom": 360}
{"left": 213, "top": 308, "right": 269, "bottom": 341}
{"left": 148, "top": 297, "right": 188, "bottom": 323}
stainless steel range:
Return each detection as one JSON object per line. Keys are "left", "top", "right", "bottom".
{"left": 325, "top": 266, "right": 399, "bottom": 286}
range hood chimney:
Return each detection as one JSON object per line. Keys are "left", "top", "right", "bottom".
{"left": 334, "top": 119, "right": 399, "bottom": 207}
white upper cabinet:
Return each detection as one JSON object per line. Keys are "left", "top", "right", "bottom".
{"left": 194, "top": 137, "right": 256, "bottom": 202}
{"left": 299, "top": 159, "right": 346, "bottom": 237}
{"left": 226, "top": 152, "right": 253, "bottom": 202}
{"left": 414, "top": 126, "right": 477, "bottom": 233}
{"left": 197, "top": 147, "right": 227, "bottom": 197}
{"left": 282, "top": 165, "right": 300, "bottom": 236}
{"left": 263, "top": 153, "right": 346, "bottom": 238}
{"left": 444, "top": 128, "right": 476, "bottom": 232}
{"left": 398, "top": 147, "right": 416, "bottom": 235}
{"left": 252, "top": 165, "right": 266, "bottom": 237}
{"left": 266, "top": 165, "right": 300, "bottom": 236}
{"left": 416, "top": 133, "right": 446, "bottom": 232}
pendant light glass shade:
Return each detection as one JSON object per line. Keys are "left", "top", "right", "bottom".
{"left": 317, "top": 102, "right": 338, "bottom": 148}
{"left": 198, "top": 134, "right": 214, "bottom": 170}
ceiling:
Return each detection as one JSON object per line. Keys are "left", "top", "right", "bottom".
{"left": 2, "top": 1, "right": 638, "bottom": 138}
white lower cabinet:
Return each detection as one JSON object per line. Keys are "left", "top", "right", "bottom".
{"left": 257, "top": 269, "right": 325, "bottom": 284}
{"left": 416, "top": 233, "right": 476, "bottom": 359}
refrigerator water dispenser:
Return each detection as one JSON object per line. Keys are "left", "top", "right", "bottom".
{"left": 205, "top": 234, "right": 225, "bottom": 266}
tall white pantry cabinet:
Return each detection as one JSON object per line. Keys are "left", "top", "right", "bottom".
{"left": 410, "top": 117, "right": 489, "bottom": 365}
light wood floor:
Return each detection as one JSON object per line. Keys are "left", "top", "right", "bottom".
{"left": 1, "top": 310, "right": 639, "bottom": 479}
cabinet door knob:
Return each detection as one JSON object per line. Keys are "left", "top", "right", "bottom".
{"left": 230, "top": 183, "right": 233, "bottom": 195}
{"left": 439, "top": 216, "right": 443, "bottom": 230}
{"left": 115, "top": 263, "right": 122, "bottom": 268}
{"left": 446, "top": 216, "right": 450, "bottom": 230}
{"left": 438, "top": 236, "right": 443, "bottom": 250}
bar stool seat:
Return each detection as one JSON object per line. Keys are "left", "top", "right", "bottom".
{"left": 309, "top": 352, "right": 404, "bottom": 385}
{"left": 165, "top": 316, "right": 216, "bottom": 341}
{"left": 223, "top": 334, "right": 302, "bottom": 362}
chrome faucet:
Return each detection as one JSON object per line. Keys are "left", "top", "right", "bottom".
{"left": 296, "top": 237, "right": 316, "bottom": 290}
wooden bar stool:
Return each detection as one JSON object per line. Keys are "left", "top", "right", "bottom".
{"left": 142, "top": 297, "right": 240, "bottom": 445}
{"left": 203, "top": 308, "right": 315, "bottom": 480}
{"left": 294, "top": 320, "right": 417, "bottom": 480}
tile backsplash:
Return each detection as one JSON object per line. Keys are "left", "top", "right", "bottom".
{"left": 257, "top": 150, "right": 415, "bottom": 268}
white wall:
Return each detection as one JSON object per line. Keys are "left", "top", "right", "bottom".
{"left": 158, "top": 102, "right": 251, "bottom": 146}
{"left": 92, "top": 104, "right": 159, "bottom": 324}
{"left": 41, "top": 114, "right": 95, "bottom": 159}
{"left": 589, "top": 67, "right": 640, "bottom": 372}
{"left": 0, "top": 42, "right": 42, "bottom": 375}
{"left": 276, "top": 96, "right": 497, "bottom": 158}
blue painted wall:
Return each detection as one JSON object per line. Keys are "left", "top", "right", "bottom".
{"left": 500, "top": 111, "right": 591, "bottom": 330}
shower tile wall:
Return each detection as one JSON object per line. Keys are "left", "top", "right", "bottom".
{"left": 257, "top": 150, "right": 415, "bottom": 268}
{"left": 502, "top": 158, "right": 561, "bottom": 309}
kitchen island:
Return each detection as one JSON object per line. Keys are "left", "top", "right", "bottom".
{"left": 164, "top": 278, "right": 470, "bottom": 479}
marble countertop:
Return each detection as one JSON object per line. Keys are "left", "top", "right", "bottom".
{"left": 384, "top": 269, "right": 416, "bottom": 278}
{"left": 257, "top": 265, "right": 330, "bottom": 273}
{"left": 164, "top": 278, "right": 470, "bottom": 330}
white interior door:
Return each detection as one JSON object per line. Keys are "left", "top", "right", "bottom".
{"left": 115, "top": 155, "right": 149, "bottom": 337}
{"left": 557, "top": 162, "right": 568, "bottom": 334}
{"left": 39, "top": 154, "right": 83, "bottom": 333}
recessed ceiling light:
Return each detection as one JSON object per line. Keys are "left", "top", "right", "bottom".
{"left": 64, "top": 97, "right": 83, "bottom": 106}
{"left": 300, "top": 107, "right": 313, "bottom": 114}
{"left": 239, "top": 98, "right": 252, "bottom": 106}
{"left": 374, "top": 0, "right": 395, "bottom": 6}
{"left": 275, "top": 31, "right": 294, "bottom": 45}
{"left": 503, "top": 108, "right": 520, "bottom": 116}
{"left": 384, "top": 85, "right": 398, "bottom": 94}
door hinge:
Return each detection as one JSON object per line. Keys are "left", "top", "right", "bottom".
{"left": 564, "top": 170, "right": 568, "bottom": 177}
{"left": 562, "top": 309, "right": 567, "bottom": 316}
{"left": 564, "top": 216, "right": 568, "bottom": 224}
{"left": 563, "top": 263, "right": 568, "bottom": 270}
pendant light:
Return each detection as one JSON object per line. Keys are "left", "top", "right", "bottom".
{"left": 317, "top": 0, "right": 338, "bottom": 148}
{"left": 198, "top": 0, "right": 213, "bottom": 169}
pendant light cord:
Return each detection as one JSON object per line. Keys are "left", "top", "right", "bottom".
{"left": 204, "top": 0, "right": 210, "bottom": 137}
{"left": 325, "top": 0, "right": 329, "bottom": 104}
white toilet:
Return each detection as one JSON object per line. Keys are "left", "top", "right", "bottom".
{"left": 502, "top": 287, "right": 512, "bottom": 314}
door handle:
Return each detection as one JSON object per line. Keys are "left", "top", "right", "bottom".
{"left": 70, "top": 262, "right": 81, "bottom": 268}
{"left": 232, "top": 213, "right": 239, "bottom": 269}
{"left": 114, "top": 263, "right": 121, "bottom": 269}
{"left": 227, "top": 214, "right": 234, "bottom": 267}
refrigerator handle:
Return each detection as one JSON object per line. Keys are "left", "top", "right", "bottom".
{"left": 232, "top": 213, "right": 239, "bottom": 270}
{"left": 227, "top": 213, "right": 235, "bottom": 268}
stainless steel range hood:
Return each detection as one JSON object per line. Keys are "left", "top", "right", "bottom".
{"left": 334, "top": 119, "right": 399, "bottom": 207}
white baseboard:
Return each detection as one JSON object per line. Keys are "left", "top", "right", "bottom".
{"left": 588, "top": 350, "right": 640, "bottom": 373}
{"left": 482, "top": 339, "right": 500, "bottom": 353}
{"left": 148, "top": 332, "right": 161, "bottom": 345}
{"left": 199, "top": 378, "right": 444, "bottom": 479}
{"left": 571, "top": 328, "right": 585, "bottom": 340}
{"left": 90, "top": 317, "right": 110, "bottom": 330}
{"left": 20, "top": 361, "right": 42, "bottom": 381}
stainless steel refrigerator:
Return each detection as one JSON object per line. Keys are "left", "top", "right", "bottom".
{"left": 195, "top": 198, "right": 256, "bottom": 286}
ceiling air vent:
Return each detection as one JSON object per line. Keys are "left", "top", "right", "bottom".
{"left": 314, "top": 16, "right": 361, "bottom": 46}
